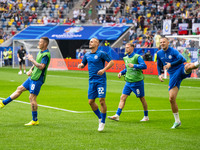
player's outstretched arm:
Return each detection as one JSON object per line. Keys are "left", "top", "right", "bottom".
{"left": 26, "top": 65, "right": 34, "bottom": 76}
{"left": 128, "top": 63, "right": 134, "bottom": 68}
{"left": 118, "top": 68, "right": 126, "bottom": 78}
{"left": 163, "top": 62, "right": 171, "bottom": 70}
{"left": 27, "top": 54, "right": 46, "bottom": 70}
{"left": 97, "top": 60, "right": 114, "bottom": 75}
{"left": 118, "top": 72, "right": 122, "bottom": 78}
{"left": 158, "top": 75, "right": 164, "bottom": 82}
{"left": 78, "top": 63, "right": 85, "bottom": 69}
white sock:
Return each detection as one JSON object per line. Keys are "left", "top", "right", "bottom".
{"left": 194, "top": 61, "right": 200, "bottom": 67}
{"left": 173, "top": 113, "right": 181, "bottom": 123}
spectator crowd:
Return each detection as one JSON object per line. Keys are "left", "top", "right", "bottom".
{"left": 0, "top": 0, "right": 74, "bottom": 43}
{"left": 0, "top": 0, "right": 199, "bottom": 52}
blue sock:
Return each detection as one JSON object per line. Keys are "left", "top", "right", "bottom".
{"left": 32, "top": 111, "right": 38, "bottom": 121}
{"left": 93, "top": 109, "right": 101, "bottom": 119}
{"left": 116, "top": 108, "right": 122, "bottom": 116}
{"left": 144, "top": 110, "right": 148, "bottom": 116}
{"left": 101, "top": 113, "right": 106, "bottom": 123}
{"left": 2, "top": 97, "right": 12, "bottom": 105}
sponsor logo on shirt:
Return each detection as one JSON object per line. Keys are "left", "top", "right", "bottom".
{"left": 168, "top": 55, "right": 172, "bottom": 59}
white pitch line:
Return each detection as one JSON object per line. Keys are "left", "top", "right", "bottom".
{"left": 1, "top": 97, "right": 200, "bottom": 114}
{"left": 0, "top": 97, "right": 79, "bottom": 113}
{"left": 78, "top": 108, "right": 200, "bottom": 113}
{"left": 14, "top": 100, "right": 80, "bottom": 113}
{"left": 48, "top": 75, "right": 200, "bottom": 89}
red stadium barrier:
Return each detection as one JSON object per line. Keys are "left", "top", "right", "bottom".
{"left": 49, "top": 58, "right": 68, "bottom": 70}
{"left": 65, "top": 59, "right": 88, "bottom": 71}
{"left": 64, "top": 59, "right": 158, "bottom": 75}
{"left": 63, "top": 59, "right": 197, "bottom": 77}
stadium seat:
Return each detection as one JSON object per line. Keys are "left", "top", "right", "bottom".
{"left": 0, "top": 39, "right": 4, "bottom": 44}
{"left": 32, "top": 7, "right": 36, "bottom": 12}
{"left": 55, "top": 4, "right": 59, "bottom": 9}
{"left": 144, "top": 27, "right": 148, "bottom": 34}
{"left": 10, "top": 18, "right": 14, "bottom": 23}
{"left": 37, "top": 19, "right": 42, "bottom": 24}
{"left": 147, "top": 13, "right": 151, "bottom": 18}
{"left": 8, "top": 21, "right": 12, "bottom": 26}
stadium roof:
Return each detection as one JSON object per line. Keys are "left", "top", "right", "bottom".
{"left": 12, "top": 25, "right": 130, "bottom": 40}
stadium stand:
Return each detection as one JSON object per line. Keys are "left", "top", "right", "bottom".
{"left": 0, "top": 0, "right": 75, "bottom": 41}
{"left": 0, "top": 0, "right": 199, "bottom": 49}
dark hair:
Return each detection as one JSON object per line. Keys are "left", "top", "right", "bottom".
{"left": 21, "top": 45, "right": 23, "bottom": 48}
{"left": 41, "top": 37, "right": 49, "bottom": 45}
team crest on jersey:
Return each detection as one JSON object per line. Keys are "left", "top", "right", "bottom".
{"left": 94, "top": 55, "right": 98, "bottom": 59}
{"left": 168, "top": 55, "right": 172, "bottom": 59}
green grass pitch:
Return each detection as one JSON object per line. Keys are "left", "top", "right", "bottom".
{"left": 0, "top": 67, "right": 200, "bottom": 150}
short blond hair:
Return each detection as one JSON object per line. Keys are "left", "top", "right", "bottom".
{"left": 126, "top": 43, "right": 135, "bottom": 48}
{"left": 91, "top": 38, "right": 99, "bottom": 45}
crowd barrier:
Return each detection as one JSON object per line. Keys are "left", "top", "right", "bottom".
{"left": 49, "top": 59, "right": 197, "bottom": 77}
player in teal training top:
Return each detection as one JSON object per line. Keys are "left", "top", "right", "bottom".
{"left": 78, "top": 38, "right": 114, "bottom": 131}
{"left": 108, "top": 43, "right": 149, "bottom": 122}
{"left": 0, "top": 37, "right": 51, "bottom": 126}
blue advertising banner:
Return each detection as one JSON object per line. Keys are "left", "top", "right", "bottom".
{"left": 115, "top": 48, "right": 158, "bottom": 60}
{"left": 13, "top": 25, "right": 130, "bottom": 40}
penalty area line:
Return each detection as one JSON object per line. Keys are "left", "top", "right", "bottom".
{"left": 1, "top": 97, "right": 200, "bottom": 114}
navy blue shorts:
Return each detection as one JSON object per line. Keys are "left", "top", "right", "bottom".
{"left": 168, "top": 65, "right": 191, "bottom": 91}
{"left": 22, "top": 77, "right": 43, "bottom": 96}
{"left": 88, "top": 82, "right": 106, "bottom": 99}
{"left": 122, "top": 80, "right": 145, "bottom": 98}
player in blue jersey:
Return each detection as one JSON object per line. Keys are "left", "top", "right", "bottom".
{"left": 0, "top": 37, "right": 51, "bottom": 126}
{"left": 108, "top": 43, "right": 149, "bottom": 122}
{"left": 157, "top": 37, "right": 200, "bottom": 129}
{"left": 78, "top": 38, "right": 114, "bottom": 131}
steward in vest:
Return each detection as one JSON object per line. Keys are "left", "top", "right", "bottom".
{"left": 104, "top": 40, "right": 110, "bottom": 46}
{"left": 108, "top": 43, "right": 150, "bottom": 122}
{"left": 3, "top": 49, "right": 8, "bottom": 66}
{"left": 8, "top": 48, "right": 12, "bottom": 66}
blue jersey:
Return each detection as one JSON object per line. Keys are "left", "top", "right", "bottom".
{"left": 82, "top": 49, "right": 112, "bottom": 83}
{"left": 157, "top": 47, "right": 186, "bottom": 75}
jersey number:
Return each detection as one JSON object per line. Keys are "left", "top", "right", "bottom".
{"left": 98, "top": 87, "right": 104, "bottom": 95}
{"left": 31, "top": 84, "right": 35, "bottom": 90}
{"left": 136, "top": 89, "right": 140, "bottom": 95}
